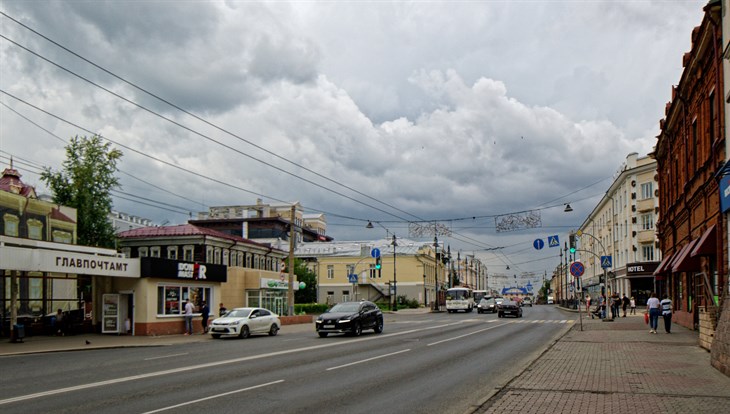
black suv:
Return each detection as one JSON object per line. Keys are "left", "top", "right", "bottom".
{"left": 315, "top": 301, "right": 384, "bottom": 337}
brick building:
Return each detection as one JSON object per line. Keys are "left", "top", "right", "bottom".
{"left": 653, "top": 1, "right": 726, "bottom": 341}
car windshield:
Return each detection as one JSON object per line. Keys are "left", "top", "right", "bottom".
{"left": 329, "top": 303, "right": 361, "bottom": 313}
{"left": 226, "top": 309, "right": 252, "bottom": 318}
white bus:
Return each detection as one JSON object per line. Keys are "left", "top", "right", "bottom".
{"left": 445, "top": 287, "right": 474, "bottom": 313}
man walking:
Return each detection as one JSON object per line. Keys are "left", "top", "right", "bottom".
{"left": 200, "top": 301, "right": 210, "bottom": 334}
{"left": 660, "top": 294, "right": 673, "bottom": 333}
{"left": 183, "top": 299, "right": 195, "bottom": 335}
{"left": 621, "top": 294, "right": 630, "bottom": 317}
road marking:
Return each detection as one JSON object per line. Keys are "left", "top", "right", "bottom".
{"left": 326, "top": 349, "right": 411, "bottom": 371}
{"left": 427, "top": 323, "right": 511, "bottom": 346}
{"left": 143, "top": 353, "right": 188, "bottom": 361}
{"left": 0, "top": 320, "right": 465, "bottom": 406}
{"left": 140, "top": 380, "right": 284, "bottom": 414}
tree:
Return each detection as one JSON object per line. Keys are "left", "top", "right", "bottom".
{"left": 294, "top": 259, "right": 317, "bottom": 303}
{"left": 41, "top": 135, "right": 122, "bottom": 248}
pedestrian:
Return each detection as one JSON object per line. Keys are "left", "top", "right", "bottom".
{"left": 200, "top": 301, "right": 210, "bottom": 334}
{"left": 183, "top": 298, "right": 195, "bottom": 335}
{"left": 55, "top": 308, "right": 65, "bottom": 336}
{"left": 646, "top": 292, "right": 661, "bottom": 334}
{"left": 621, "top": 294, "right": 630, "bottom": 317}
{"left": 585, "top": 294, "right": 591, "bottom": 317}
{"left": 629, "top": 296, "right": 636, "bottom": 315}
{"left": 660, "top": 294, "right": 673, "bottom": 333}
{"left": 598, "top": 294, "right": 606, "bottom": 319}
{"left": 611, "top": 294, "right": 620, "bottom": 319}
{"left": 219, "top": 302, "right": 227, "bottom": 317}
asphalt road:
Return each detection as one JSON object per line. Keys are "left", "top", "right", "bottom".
{"left": 0, "top": 305, "right": 574, "bottom": 414}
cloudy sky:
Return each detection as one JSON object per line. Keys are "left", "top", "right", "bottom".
{"left": 0, "top": 1, "right": 703, "bottom": 278}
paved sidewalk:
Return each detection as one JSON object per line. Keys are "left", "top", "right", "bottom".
{"left": 472, "top": 310, "right": 730, "bottom": 414}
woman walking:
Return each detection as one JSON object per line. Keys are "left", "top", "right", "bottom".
{"left": 646, "top": 292, "right": 661, "bottom": 334}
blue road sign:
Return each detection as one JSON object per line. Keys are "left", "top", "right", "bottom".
{"left": 371, "top": 248, "right": 381, "bottom": 258}
{"left": 548, "top": 235, "right": 560, "bottom": 247}
{"left": 348, "top": 274, "right": 358, "bottom": 283}
{"left": 570, "top": 261, "right": 585, "bottom": 277}
{"left": 533, "top": 239, "right": 545, "bottom": 250}
{"left": 601, "top": 256, "right": 612, "bottom": 269}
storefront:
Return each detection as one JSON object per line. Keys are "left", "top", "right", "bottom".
{"left": 625, "top": 262, "right": 658, "bottom": 306}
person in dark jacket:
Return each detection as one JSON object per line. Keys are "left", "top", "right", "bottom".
{"left": 621, "top": 294, "right": 630, "bottom": 317}
{"left": 200, "top": 301, "right": 210, "bottom": 334}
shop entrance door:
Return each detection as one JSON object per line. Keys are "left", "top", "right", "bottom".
{"left": 272, "top": 296, "right": 285, "bottom": 316}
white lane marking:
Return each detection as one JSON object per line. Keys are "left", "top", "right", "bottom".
{"left": 530, "top": 320, "right": 539, "bottom": 324}
{"left": 140, "top": 380, "right": 284, "bottom": 414}
{"left": 143, "top": 353, "right": 188, "bottom": 361}
{"left": 326, "top": 349, "right": 411, "bottom": 371}
{"left": 0, "top": 320, "right": 464, "bottom": 405}
{"left": 427, "top": 322, "right": 512, "bottom": 346}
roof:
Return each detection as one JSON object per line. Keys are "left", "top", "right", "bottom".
{"left": 0, "top": 167, "right": 37, "bottom": 198}
{"left": 118, "top": 224, "right": 278, "bottom": 250}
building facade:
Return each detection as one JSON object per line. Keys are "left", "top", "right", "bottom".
{"left": 653, "top": 1, "right": 726, "bottom": 335}
{"left": 577, "top": 153, "right": 661, "bottom": 306}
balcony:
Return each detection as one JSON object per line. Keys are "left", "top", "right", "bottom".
{"left": 636, "top": 198, "right": 654, "bottom": 213}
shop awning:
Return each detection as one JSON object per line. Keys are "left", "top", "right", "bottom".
{"left": 690, "top": 224, "right": 717, "bottom": 257}
{"left": 653, "top": 252, "right": 676, "bottom": 276}
{"left": 672, "top": 239, "right": 701, "bottom": 272}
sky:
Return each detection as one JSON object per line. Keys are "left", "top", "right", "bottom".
{"left": 0, "top": 0, "right": 705, "bottom": 281}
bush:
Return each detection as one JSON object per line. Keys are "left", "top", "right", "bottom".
{"left": 294, "top": 303, "right": 329, "bottom": 315}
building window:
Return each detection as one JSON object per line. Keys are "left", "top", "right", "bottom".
{"left": 640, "top": 214, "right": 654, "bottom": 230}
{"left": 27, "top": 219, "right": 43, "bottom": 240}
{"left": 370, "top": 264, "right": 379, "bottom": 279}
{"left": 640, "top": 182, "right": 653, "bottom": 200}
{"left": 52, "top": 230, "right": 73, "bottom": 244}
{"left": 223, "top": 250, "right": 229, "bottom": 266}
{"left": 709, "top": 91, "right": 717, "bottom": 144}
{"left": 326, "top": 291, "right": 335, "bottom": 305}
{"left": 138, "top": 247, "right": 149, "bottom": 258}
{"left": 346, "top": 264, "right": 355, "bottom": 277}
{"left": 206, "top": 247, "right": 213, "bottom": 263}
{"left": 157, "top": 285, "right": 211, "bottom": 316}
{"left": 150, "top": 246, "right": 161, "bottom": 258}
{"left": 214, "top": 248, "right": 221, "bottom": 265}
{"left": 342, "top": 290, "right": 350, "bottom": 302}
{"left": 167, "top": 247, "right": 178, "bottom": 260}
{"left": 641, "top": 245, "right": 655, "bottom": 262}
{"left": 327, "top": 265, "right": 334, "bottom": 279}
{"left": 183, "top": 246, "right": 194, "bottom": 261}
{"left": 3, "top": 213, "right": 19, "bottom": 236}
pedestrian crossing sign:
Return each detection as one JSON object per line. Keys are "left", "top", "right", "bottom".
{"left": 601, "top": 256, "right": 612, "bottom": 269}
{"left": 548, "top": 235, "right": 559, "bottom": 247}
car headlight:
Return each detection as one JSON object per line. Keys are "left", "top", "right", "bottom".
{"left": 315, "top": 319, "right": 322, "bottom": 324}
{"left": 339, "top": 319, "right": 351, "bottom": 323}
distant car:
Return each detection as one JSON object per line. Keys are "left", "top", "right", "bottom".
{"left": 494, "top": 297, "right": 506, "bottom": 306}
{"left": 522, "top": 297, "right": 533, "bottom": 307}
{"left": 209, "top": 307, "right": 281, "bottom": 339}
{"left": 497, "top": 300, "right": 523, "bottom": 318}
{"left": 315, "top": 301, "right": 384, "bottom": 337}
{"left": 547, "top": 296, "right": 555, "bottom": 305}
{"left": 477, "top": 298, "right": 498, "bottom": 314}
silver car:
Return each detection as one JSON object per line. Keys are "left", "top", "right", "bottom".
{"left": 209, "top": 307, "right": 281, "bottom": 339}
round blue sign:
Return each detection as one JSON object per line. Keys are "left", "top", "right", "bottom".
{"left": 533, "top": 239, "right": 545, "bottom": 250}
{"left": 371, "top": 248, "right": 381, "bottom": 258}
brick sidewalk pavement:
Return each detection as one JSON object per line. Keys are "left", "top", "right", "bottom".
{"left": 472, "top": 313, "right": 730, "bottom": 414}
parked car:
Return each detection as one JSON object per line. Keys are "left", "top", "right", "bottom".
{"left": 315, "top": 301, "right": 384, "bottom": 337}
{"left": 209, "top": 307, "right": 281, "bottom": 339}
{"left": 547, "top": 296, "right": 555, "bottom": 304}
{"left": 522, "top": 297, "right": 533, "bottom": 307}
{"left": 497, "top": 300, "right": 523, "bottom": 318}
{"left": 477, "top": 298, "right": 498, "bottom": 314}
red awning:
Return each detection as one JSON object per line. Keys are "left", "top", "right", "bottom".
{"left": 690, "top": 224, "right": 717, "bottom": 257}
{"left": 672, "top": 239, "right": 701, "bottom": 272}
{"left": 653, "top": 252, "right": 676, "bottom": 276}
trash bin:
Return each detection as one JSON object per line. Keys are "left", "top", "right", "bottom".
{"left": 12, "top": 324, "right": 25, "bottom": 343}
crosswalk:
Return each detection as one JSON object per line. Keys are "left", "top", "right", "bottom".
{"left": 488, "top": 319, "right": 575, "bottom": 324}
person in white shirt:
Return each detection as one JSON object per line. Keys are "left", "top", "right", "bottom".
{"left": 646, "top": 292, "right": 661, "bottom": 334}
{"left": 183, "top": 299, "right": 195, "bottom": 335}
{"left": 660, "top": 294, "right": 673, "bottom": 334}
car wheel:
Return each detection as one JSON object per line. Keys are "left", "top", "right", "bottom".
{"left": 318, "top": 332, "right": 328, "bottom": 338}
{"left": 211, "top": 334, "right": 221, "bottom": 339}
{"left": 373, "top": 318, "right": 384, "bottom": 334}
{"left": 268, "top": 324, "right": 279, "bottom": 336}
{"left": 239, "top": 325, "right": 250, "bottom": 339}
{"left": 352, "top": 322, "right": 362, "bottom": 336}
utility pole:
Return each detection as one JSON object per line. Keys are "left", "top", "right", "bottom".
{"left": 288, "top": 204, "right": 295, "bottom": 317}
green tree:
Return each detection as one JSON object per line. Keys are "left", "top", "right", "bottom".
{"left": 294, "top": 259, "right": 317, "bottom": 303}
{"left": 41, "top": 135, "right": 122, "bottom": 248}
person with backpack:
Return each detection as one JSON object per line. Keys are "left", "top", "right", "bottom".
{"left": 660, "top": 294, "right": 673, "bottom": 333}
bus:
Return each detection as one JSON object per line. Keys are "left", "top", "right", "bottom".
{"left": 445, "top": 287, "right": 474, "bottom": 313}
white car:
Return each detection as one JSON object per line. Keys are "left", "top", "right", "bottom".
{"left": 209, "top": 307, "right": 281, "bottom": 339}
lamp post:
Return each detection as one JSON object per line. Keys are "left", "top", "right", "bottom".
{"left": 434, "top": 236, "right": 440, "bottom": 311}
{"left": 392, "top": 234, "right": 398, "bottom": 311}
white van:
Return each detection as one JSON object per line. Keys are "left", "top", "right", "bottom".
{"left": 547, "top": 296, "right": 554, "bottom": 304}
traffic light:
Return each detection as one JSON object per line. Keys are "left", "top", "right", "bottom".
{"left": 569, "top": 233, "right": 576, "bottom": 254}
{"left": 375, "top": 256, "right": 382, "bottom": 270}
